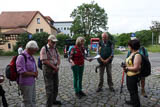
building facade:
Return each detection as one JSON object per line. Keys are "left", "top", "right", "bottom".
{"left": 54, "top": 21, "right": 73, "bottom": 37}
{"left": 0, "top": 11, "right": 57, "bottom": 51}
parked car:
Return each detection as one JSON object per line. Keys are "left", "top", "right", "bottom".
{"left": 117, "top": 46, "right": 126, "bottom": 51}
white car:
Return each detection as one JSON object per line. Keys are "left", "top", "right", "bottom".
{"left": 117, "top": 46, "right": 126, "bottom": 51}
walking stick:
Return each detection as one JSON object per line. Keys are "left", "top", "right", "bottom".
{"left": 120, "top": 71, "right": 125, "bottom": 94}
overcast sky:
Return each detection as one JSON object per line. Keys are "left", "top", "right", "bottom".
{"left": 0, "top": 0, "right": 160, "bottom": 34}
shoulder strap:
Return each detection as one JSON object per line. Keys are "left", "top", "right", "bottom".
{"left": 131, "top": 52, "right": 140, "bottom": 64}
{"left": 20, "top": 53, "right": 27, "bottom": 63}
{"left": 45, "top": 45, "right": 49, "bottom": 53}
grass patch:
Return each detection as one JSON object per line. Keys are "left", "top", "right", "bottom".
{"left": 0, "top": 50, "right": 17, "bottom": 56}
{"left": 114, "top": 49, "right": 124, "bottom": 55}
{"left": 146, "top": 45, "right": 160, "bottom": 53}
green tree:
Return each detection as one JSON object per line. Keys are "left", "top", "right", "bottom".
{"left": 56, "top": 34, "right": 71, "bottom": 48}
{"left": 70, "top": 1, "right": 108, "bottom": 36}
{"left": 135, "top": 30, "right": 152, "bottom": 46}
{"left": 14, "top": 32, "right": 49, "bottom": 52}
{"left": 116, "top": 33, "right": 131, "bottom": 46}
{"left": 150, "top": 21, "right": 160, "bottom": 44}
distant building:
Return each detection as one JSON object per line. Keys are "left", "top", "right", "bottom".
{"left": 0, "top": 11, "right": 57, "bottom": 51}
{"left": 54, "top": 21, "right": 73, "bottom": 37}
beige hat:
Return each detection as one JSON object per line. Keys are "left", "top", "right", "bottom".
{"left": 48, "top": 35, "right": 58, "bottom": 42}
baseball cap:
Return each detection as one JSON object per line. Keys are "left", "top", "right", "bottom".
{"left": 48, "top": 35, "right": 58, "bottom": 42}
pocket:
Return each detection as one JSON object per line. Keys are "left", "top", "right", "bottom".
{"left": 71, "top": 65, "right": 76, "bottom": 70}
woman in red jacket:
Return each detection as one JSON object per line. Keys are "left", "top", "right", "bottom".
{"left": 69, "top": 37, "right": 92, "bottom": 99}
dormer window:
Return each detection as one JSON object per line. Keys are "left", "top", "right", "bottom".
{"left": 37, "top": 18, "right": 40, "bottom": 24}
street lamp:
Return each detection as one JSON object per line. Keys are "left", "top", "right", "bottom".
{"left": 150, "top": 26, "right": 154, "bottom": 45}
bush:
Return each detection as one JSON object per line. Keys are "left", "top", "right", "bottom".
{"left": 0, "top": 50, "right": 17, "bottom": 56}
{"left": 14, "top": 32, "right": 49, "bottom": 52}
{"left": 56, "top": 34, "right": 71, "bottom": 48}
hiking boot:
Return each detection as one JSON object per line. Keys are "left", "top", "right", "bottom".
{"left": 75, "top": 93, "right": 81, "bottom": 99}
{"left": 141, "top": 90, "right": 148, "bottom": 98}
{"left": 125, "top": 100, "right": 134, "bottom": 105}
{"left": 109, "top": 87, "right": 115, "bottom": 92}
{"left": 96, "top": 88, "right": 102, "bottom": 92}
{"left": 53, "top": 100, "right": 62, "bottom": 105}
{"left": 79, "top": 91, "right": 86, "bottom": 96}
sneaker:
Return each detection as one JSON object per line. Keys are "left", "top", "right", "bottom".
{"left": 96, "top": 88, "right": 102, "bottom": 92}
{"left": 125, "top": 100, "right": 134, "bottom": 105}
{"left": 53, "top": 100, "right": 62, "bottom": 105}
{"left": 75, "top": 93, "right": 81, "bottom": 99}
{"left": 109, "top": 87, "right": 115, "bottom": 92}
{"left": 79, "top": 91, "right": 86, "bottom": 96}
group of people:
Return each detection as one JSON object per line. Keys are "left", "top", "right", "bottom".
{"left": 14, "top": 32, "right": 148, "bottom": 107}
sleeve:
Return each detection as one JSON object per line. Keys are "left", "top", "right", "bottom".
{"left": 40, "top": 47, "right": 47, "bottom": 61}
{"left": 16, "top": 55, "right": 27, "bottom": 74}
{"left": 69, "top": 48, "right": 75, "bottom": 61}
{"left": 111, "top": 44, "right": 114, "bottom": 56}
{"left": 126, "top": 51, "right": 131, "bottom": 58}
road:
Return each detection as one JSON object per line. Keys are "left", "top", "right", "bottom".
{"left": 0, "top": 53, "right": 160, "bottom": 107}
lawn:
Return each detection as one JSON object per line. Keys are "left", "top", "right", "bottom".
{"left": 146, "top": 45, "right": 160, "bottom": 53}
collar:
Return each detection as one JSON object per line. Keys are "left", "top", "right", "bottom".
{"left": 23, "top": 50, "right": 32, "bottom": 58}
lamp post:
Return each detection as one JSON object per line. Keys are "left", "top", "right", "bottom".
{"left": 150, "top": 26, "right": 154, "bottom": 46}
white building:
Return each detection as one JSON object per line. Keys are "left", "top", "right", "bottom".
{"left": 53, "top": 21, "right": 73, "bottom": 37}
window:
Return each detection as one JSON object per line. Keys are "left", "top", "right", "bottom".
{"left": 64, "top": 27, "right": 66, "bottom": 30}
{"left": 40, "top": 29, "right": 43, "bottom": 32}
{"left": 8, "top": 43, "right": 11, "bottom": 49}
{"left": 61, "top": 27, "right": 63, "bottom": 30}
{"left": 36, "top": 29, "right": 39, "bottom": 33}
{"left": 67, "top": 27, "right": 70, "bottom": 30}
{"left": 37, "top": 18, "right": 40, "bottom": 24}
{"left": 58, "top": 28, "right": 60, "bottom": 30}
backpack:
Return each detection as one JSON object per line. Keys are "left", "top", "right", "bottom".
{"left": 38, "top": 45, "right": 49, "bottom": 70}
{"left": 132, "top": 53, "right": 151, "bottom": 77}
{"left": 5, "top": 54, "right": 27, "bottom": 82}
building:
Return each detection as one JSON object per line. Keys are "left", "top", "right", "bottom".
{"left": 54, "top": 21, "right": 73, "bottom": 37}
{"left": 0, "top": 11, "right": 57, "bottom": 51}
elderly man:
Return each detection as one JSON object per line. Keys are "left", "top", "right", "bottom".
{"left": 96, "top": 32, "right": 115, "bottom": 92}
{"left": 40, "top": 35, "right": 61, "bottom": 107}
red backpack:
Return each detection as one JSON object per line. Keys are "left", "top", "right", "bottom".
{"left": 5, "top": 54, "right": 27, "bottom": 82}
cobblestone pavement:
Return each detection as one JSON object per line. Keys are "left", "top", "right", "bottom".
{"left": 0, "top": 55, "right": 160, "bottom": 107}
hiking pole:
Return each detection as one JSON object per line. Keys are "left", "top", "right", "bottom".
{"left": 120, "top": 71, "right": 125, "bottom": 94}
{"left": 120, "top": 62, "right": 126, "bottom": 94}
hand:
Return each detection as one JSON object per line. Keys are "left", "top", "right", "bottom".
{"left": 34, "top": 71, "right": 38, "bottom": 77}
{"left": 54, "top": 67, "right": 59, "bottom": 72}
{"left": 88, "top": 58, "right": 93, "bottom": 62}
{"left": 104, "top": 59, "right": 109, "bottom": 64}
{"left": 71, "top": 61, "right": 75, "bottom": 66}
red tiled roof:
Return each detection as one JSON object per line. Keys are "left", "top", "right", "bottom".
{"left": 0, "top": 11, "right": 57, "bottom": 31}
{"left": 0, "top": 11, "right": 38, "bottom": 28}
{"left": 45, "top": 16, "right": 54, "bottom": 22}
{"left": 2, "top": 28, "right": 30, "bottom": 35}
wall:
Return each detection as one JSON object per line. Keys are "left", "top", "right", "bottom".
{"left": 27, "top": 13, "right": 54, "bottom": 34}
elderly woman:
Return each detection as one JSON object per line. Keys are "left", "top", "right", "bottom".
{"left": 69, "top": 37, "right": 92, "bottom": 99}
{"left": 16, "top": 40, "right": 39, "bottom": 107}
{"left": 123, "top": 39, "right": 141, "bottom": 107}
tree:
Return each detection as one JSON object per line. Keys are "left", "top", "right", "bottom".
{"left": 135, "top": 30, "right": 152, "bottom": 46}
{"left": 116, "top": 33, "right": 131, "bottom": 46}
{"left": 70, "top": 1, "right": 108, "bottom": 37}
{"left": 56, "top": 34, "right": 71, "bottom": 48}
{"left": 14, "top": 32, "right": 49, "bottom": 52}
{"left": 150, "top": 21, "right": 160, "bottom": 44}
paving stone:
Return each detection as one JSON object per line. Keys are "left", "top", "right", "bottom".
{"left": 0, "top": 56, "right": 160, "bottom": 106}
